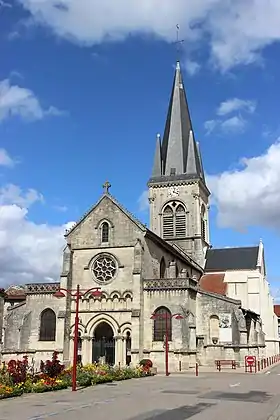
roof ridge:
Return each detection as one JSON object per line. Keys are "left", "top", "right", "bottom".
{"left": 65, "top": 192, "right": 146, "bottom": 237}
{"left": 209, "top": 245, "right": 259, "bottom": 251}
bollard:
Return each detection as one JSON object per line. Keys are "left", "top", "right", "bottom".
{"left": 195, "top": 363, "right": 199, "bottom": 377}
{"left": 257, "top": 361, "right": 260, "bottom": 372}
{"left": 261, "top": 359, "right": 263, "bottom": 370}
{"left": 264, "top": 359, "right": 266, "bottom": 368}
{"left": 179, "top": 361, "right": 182, "bottom": 372}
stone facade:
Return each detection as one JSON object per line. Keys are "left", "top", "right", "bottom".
{"left": 148, "top": 181, "right": 210, "bottom": 269}
{"left": 0, "top": 61, "right": 276, "bottom": 371}
{"left": 0, "top": 193, "right": 267, "bottom": 371}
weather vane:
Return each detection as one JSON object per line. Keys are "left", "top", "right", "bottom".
{"left": 174, "top": 24, "right": 184, "bottom": 60}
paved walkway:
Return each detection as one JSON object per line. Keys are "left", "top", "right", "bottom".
{"left": 1, "top": 366, "right": 280, "bottom": 420}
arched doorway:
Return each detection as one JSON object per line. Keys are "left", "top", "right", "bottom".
{"left": 92, "top": 322, "right": 115, "bottom": 365}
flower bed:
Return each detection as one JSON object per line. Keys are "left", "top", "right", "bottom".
{"left": 0, "top": 352, "right": 153, "bottom": 400}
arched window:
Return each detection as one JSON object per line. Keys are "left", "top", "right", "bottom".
{"left": 153, "top": 307, "right": 172, "bottom": 341}
{"left": 201, "top": 205, "right": 206, "bottom": 241}
{"left": 39, "top": 309, "right": 56, "bottom": 341}
{"left": 162, "top": 202, "right": 186, "bottom": 239}
{"left": 101, "top": 222, "right": 109, "bottom": 243}
{"left": 209, "top": 315, "right": 219, "bottom": 343}
{"left": 160, "top": 258, "right": 166, "bottom": 279}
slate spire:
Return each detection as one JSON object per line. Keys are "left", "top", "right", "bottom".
{"left": 150, "top": 61, "right": 205, "bottom": 182}
{"left": 151, "top": 133, "right": 162, "bottom": 177}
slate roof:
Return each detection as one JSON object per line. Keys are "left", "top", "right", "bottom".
{"left": 149, "top": 61, "right": 205, "bottom": 184}
{"left": 199, "top": 273, "right": 227, "bottom": 296}
{"left": 205, "top": 246, "right": 259, "bottom": 272}
{"left": 274, "top": 305, "right": 280, "bottom": 317}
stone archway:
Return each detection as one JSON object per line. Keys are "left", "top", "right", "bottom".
{"left": 92, "top": 322, "right": 115, "bottom": 365}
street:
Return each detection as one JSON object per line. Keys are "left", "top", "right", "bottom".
{"left": 1, "top": 365, "right": 280, "bottom": 420}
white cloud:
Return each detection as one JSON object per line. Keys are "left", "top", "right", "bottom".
{"left": 205, "top": 97, "right": 256, "bottom": 134}
{"left": 17, "top": 0, "right": 280, "bottom": 71}
{"left": 217, "top": 98, "right": 257, "bottom": 116}
{"left": 0, "top": 0, "right": 12, "bottom": 8}
{"left": 0, "top": 79, "right": 63, "bottom": 122}
{"left": 220, "top": 116, "right": 246, "bottom": 133}
{"left": 0, "top": 149, "right": 15, "bottom": 167}
{"left": 184, "top": 59, "right": 201, "bottom": 76}
{"left": 204, "top": 115, "right": 246, "bottom": 134}
{"left": 138, "top": 190, "right": 149, "bottom": 212}
{"left": 0, "top": 184, "right": 44, "bottom": 207}
{"left": 0, "top": 183, "right": 74, "bottom": 287}
{"left": 53, "top": 205, "right": 68, "bottom": 212}
{"left": 208, "top": 139, "right": 280, "bottom": 230}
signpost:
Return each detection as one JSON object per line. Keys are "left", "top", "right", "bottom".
{"left": 245, "top": 355, "right": 256, "bottom": 373}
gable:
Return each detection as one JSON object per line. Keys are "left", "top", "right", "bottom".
{"left": 66, "top": 194, "right": 146, "bottom": 249}
{"left": 205, "top": 247, "right": 259, "bottom": 272}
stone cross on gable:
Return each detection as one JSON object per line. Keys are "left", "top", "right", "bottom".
{"left": 103, "top": 180, "right": 111, "bottom": 193}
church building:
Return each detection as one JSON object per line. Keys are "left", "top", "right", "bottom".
{"left": 0, "top": 61, "right": 278, "bottom": 371}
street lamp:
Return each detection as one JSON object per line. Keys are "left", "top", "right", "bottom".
{"left": 53, "top": 284, "right": 102, "bottom": 391}
{"left": 150, "top": 311, "right": 183, "bottom": 377}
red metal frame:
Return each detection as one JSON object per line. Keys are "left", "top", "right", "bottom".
{"left": 53, "top": 284, "right": 102, "bottom": 391}
{"left": 150, "top": 311, "right": 183, "bottom": 377}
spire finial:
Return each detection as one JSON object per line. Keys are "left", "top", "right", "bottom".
{"left": 103, "top": 180, "right": 111, "bottom": 193}
{"left": 174, "top": 24, "right": 184, "bottom": 63}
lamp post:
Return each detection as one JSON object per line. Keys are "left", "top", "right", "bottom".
{"left": 150, "top": 311, "right": 183, "bottom": 377}
{"left": 53, "top": 284, "right": 102, "bottom": 391}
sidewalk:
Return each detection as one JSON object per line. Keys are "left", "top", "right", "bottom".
{"left": 156, "top": 360, "right": 280, "bottom": 376}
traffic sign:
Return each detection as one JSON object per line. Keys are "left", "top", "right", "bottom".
{"left": 245, "top": 355, "right": 256, "bottom": 366}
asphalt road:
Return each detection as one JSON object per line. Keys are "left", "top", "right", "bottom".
{"left": 1, "top": 365, "right": 280, "bottom": 420}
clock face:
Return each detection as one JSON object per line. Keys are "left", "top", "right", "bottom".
{"left": 168, "top": 186, "right": 179, "bottom": 197}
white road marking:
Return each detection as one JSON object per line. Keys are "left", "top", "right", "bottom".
{"left": 230, "top": 382, "right": 240, "bottom": 387}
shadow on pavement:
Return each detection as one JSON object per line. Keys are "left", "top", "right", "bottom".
{"left": 127, "top": 403, "right": 215, "bottom": 420}
{"left": 200, "top": 390, "right": 272, "bottom": 403}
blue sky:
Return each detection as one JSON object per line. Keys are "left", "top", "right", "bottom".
{"left": 1, "top": 0, "right": 280, "bottom": 297}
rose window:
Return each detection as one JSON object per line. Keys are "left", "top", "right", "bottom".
{"left": 92, "top": 254, "right": 117, "bottom": 283}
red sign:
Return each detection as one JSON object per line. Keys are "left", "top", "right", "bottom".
{"left": 245, "top": 356, "right": 256, "bottom": 366}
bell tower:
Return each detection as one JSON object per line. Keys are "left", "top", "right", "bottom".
{"left": 147, "top": 61, "right": 210, "bottom": 268}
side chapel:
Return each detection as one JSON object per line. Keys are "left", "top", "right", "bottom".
{"left": 0, "top": 61, "right": 278, "bottom": 371}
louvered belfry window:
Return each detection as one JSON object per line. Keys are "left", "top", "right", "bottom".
{"left": 162, "top": 205, "right": 174, "bottom": 238}
{"left": 39, "top": 309, "right": 56, "bottom": 341}
{"left": 175, "top": 204, "right": 186, "bottom": 238}
{"left": 162, "top": 202, "right": 186, "bottom": 239}
{"left": 201, "top": 205, "right": 206, "bottom": 241}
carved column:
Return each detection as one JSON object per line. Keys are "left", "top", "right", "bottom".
{"left": 131, "top": 239, "right": 144, "bottom": 364}
{"left": 83, "top": 336, "right": 93, "bottom": 365}
{"left": 114, "top": 335, "right": 125, "bottom": 367}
